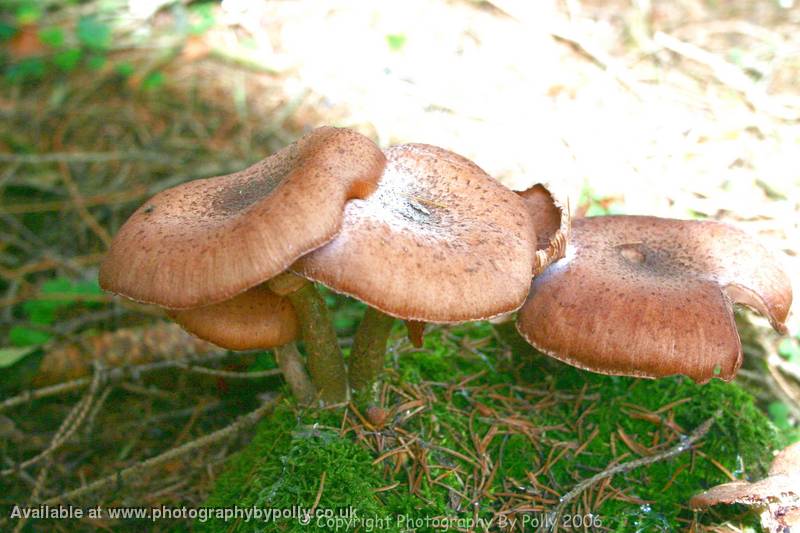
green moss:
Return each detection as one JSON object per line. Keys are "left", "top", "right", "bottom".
{"left": 201, "top": 322, "right": 782, "bottom": 532}
{"left": 200, "top": 401, "right": 296, "bottom": 522}
{"left": 199, "top": 402, "right": 425, "bottom": 532}
{"left": 542, "top": 370, "right": 779, "bottom": 529}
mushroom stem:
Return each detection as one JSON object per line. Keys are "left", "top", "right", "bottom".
{"left": 349, "top": 307, "right": 395, "bottom": 397}
{"left": 492, "top": 320, "right": 535, "bottom": 355}
{"left": 282, "top": 282, "right": 349, "bottom": 404}
{"left": 273, "top": 342, "right": 316, "bottom": 405}
{"left": 404, "top": 320, "right": 426, "bottom": 348}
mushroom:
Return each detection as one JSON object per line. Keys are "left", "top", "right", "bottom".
{"left": 516, "top": 215, "right": 792, "bottom": 383}
{"left": 100, "top": 126, "right": 386, "bottom": 403}
{"left": 506, "top": 133, "right": 578, "bottom": 275}
{"left": 486, "top": 152, "right": 574, "bottom": 334}
{"left": 169, "top": 284, "right": 297, "bottom": 351}
{"left": 404, "top": 320, "right": 426, "bottom": 348}
{"left": 99, "top": 126, "right": 384, "bottom": 308}
{"left": 293, "top": 143, "right": 538, "bottom": 394}
{"left": 168, "top": 285, "right": 315, "bottom": 404}
{"left": 690, "top": 441, "right": 800, "bottom": 532}
{"left": 517, "top": 184, "right": 570, "bottom": 275}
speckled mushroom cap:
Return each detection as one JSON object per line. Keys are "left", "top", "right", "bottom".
{"left": 293, "top": 143, "right": 538, "bottom": 323}
{"left": 690, "top": 442, "right": 800, "bottom": 530}
{"left": 518, "top": 184, "right": 570, "bottom": 275}
{"left": 169, "top": 284, "right": 298, "bottom": 350}
{"left": 99, "top": 127, "right": 385, "bottom": 309}
{"left": 516, "top": 215, "right": 792, "bottom": 383}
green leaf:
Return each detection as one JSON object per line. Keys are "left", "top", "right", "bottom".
{"left": 584, "top": 203, "right": 608, "bottom": 217}
{"left": 141, "top": 71, "right": 165, "bottom": 91}
{"left": 6, "top": 57, "right": 46, "bottom": 82}
{"left": 25, "top": 279, "right": 68, "bottom": 324}
{"left": 778, "top": 338, "right": 800, "bottom": 364}
{"left": 0, "top": 345, "right": 40, "bottom": 368}
{"left": 87, "top": 54, "right": 107, "bottom": 70}
{"left": 53, "top": 48, "right": 81, "bottom": 71}
{"left": 385, "top": 33, "right": 406, "bottom": 52}
{"left": 0, "top": 344, "right": 45, "bottom": 389}
{"left": 22, "top": 277, "right": 104, "bottom": 325}
{"left": 768, "top": 401, "right": 792, "bottom": 431}
{"left": 247, "top": 352, "right": 278, "bottom": 373}
{"left": 75, "top": 279, "right": 102, "bottom": 295}
{"left": 38, "top": 26, "right": 64, "bottom": 48}
{"left": 728, "top": 48, "right": 744, "bottom": 66}
{"left": 0, "top": 21, "right": 16, "bottom": 42}
{"left": 9, "top": 326, "right": 52, "bottom": 347}
{"left": 16, "top": 3, "right": 42, "bottom": 25}
{"left": 40, "top": 278, "right": 71, "bottom": 294}
{"left": 189, "top": 3, "right": 215, "bottom": 36}
{"left": 115, "top": 61, "right": 134, "bottom": 77}
{"left": 76, "top": 16, "right": 111, "bottom": 51}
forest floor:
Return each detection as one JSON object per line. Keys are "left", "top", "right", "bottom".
{"left": 1, "top": 0, "right": 799, "bottom": 531}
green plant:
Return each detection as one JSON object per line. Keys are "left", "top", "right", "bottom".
{"left": 9, "top": 276, "right": 103, "bottom": 347}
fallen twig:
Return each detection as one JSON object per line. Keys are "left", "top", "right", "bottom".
{"left": 178, "top": 365, "right": 281, "bottom": 380}
{"left": 2, "top": 366, "right": 106, "bottom": 476}
{"left": 41, "top": 395, "right": 280, "bottom": 505}
{"left": 14, "top": 459, "right": 52, "bottom": 533}
{"left": 0, "top": 151, "right": 176, "bottom": 164}
{"left": 547, "top": 412, "right": 719, "bottom": 531}
{"left": 0, "top": 349, "right": 230, "bottom": 412}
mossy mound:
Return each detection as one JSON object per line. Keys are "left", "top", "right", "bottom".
{"left": 200, "top": 322, "right": 783, "bottom": 532}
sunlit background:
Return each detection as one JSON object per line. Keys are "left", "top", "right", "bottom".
{"left": 1, "top": 0, "right": 799, "bottom": 529}
{"left": 5, "top": 0, "right": 797, "bottom": 317}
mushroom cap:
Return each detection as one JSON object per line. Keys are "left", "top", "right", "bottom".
{"left": 99, "top": 127, "right": 385, "bottom": 309}
{"left": 516, "top": 215, "right": 792, "bottom": 383}
{"left": 690, "top": 442, "right": 800, "bottom": 513}
{"left": 293, "top": 143, "right": 538, "bottom": 323}
{"left": 518, "top": 184, "right": 570, "bottom": 275}
{"left": 770, "top": 441, "right": 800, "bottom": 477}
{"left": 169, "top": 284, "right": 298, "bottom": 350}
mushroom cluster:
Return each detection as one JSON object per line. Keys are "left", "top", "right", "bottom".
{"left": 100, "top": 126, "right": 793, "bottom": 405}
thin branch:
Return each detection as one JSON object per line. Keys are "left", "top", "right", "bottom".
{"left": 0, "top": 379, "right": 91, "bottom": 412}
{"left": 14, "top": 459, "right": 52, "bottom": 532}
{"left": 42, "top": 396, "right": 280, "bottom": 505}
{"left": 57, "top": 158, "right": 112, "bottom": 247}
{"left": 547, "top": 412, "right": 719, "bottom": 531}
{"left": 0, "top": 151, "right": 176, "bottom": 164}
{"left": 0, "top": 351, "right": 230, "bottom": 412}
{"left": 3, "top": 367, "right": 105, "bottom": 476}
{"left": 177, "top": 364, "right": 282, "bottom": 379}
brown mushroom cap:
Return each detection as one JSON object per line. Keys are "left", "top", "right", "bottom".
{"left": 518, "top": 184, "right": 570, "bottom": 275}
{"left": 517, "top": 215, "right": 792, "bottom": 383}
{"left": 99, "top": 127, "right": 385, "bottom": 309}
{"left": 293, "top": 143, "right": 538, "bottom": 323}
{"left": 169, "top": 284, "right": 298, "bottom": 350}
{"left": 690, "top": 442, "right": 800, "bottom": 530}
